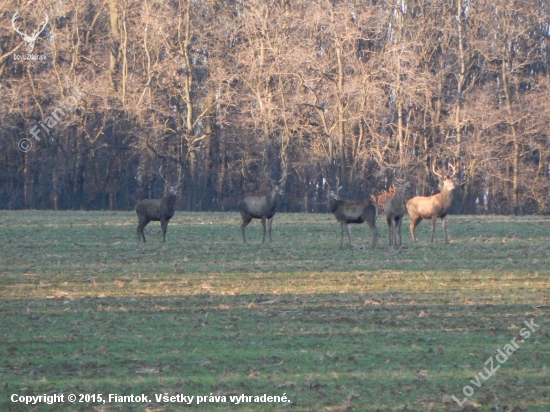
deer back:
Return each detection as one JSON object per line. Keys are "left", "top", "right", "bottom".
{"left": 333, "top": 199, "right": 376, "bottom": 222}
{"left": 241, "top": 185, "right": 282, "bottom": 218}
{"left": 136, "top": 194, "right": 176, "bottom": 220}
{"left": 136, "top": 198, "right": 161, "bottom": 217}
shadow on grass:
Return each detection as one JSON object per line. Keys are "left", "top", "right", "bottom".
{"left": 2, "top": 291, "right": 548, "bottom": 411}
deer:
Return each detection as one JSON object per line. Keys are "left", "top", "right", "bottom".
{"left": 385, "top": 180, "right": 411, "bottom": 248}
{"left": 136, "top": 167, "right": 183, "bottom": 243}
{"left": 327, "top": 178, "right": 378, "bottom": 249}
{"left": 238, "top": 168, "right": 287, "bottom": 243}
{"left": 406, "top": 163, "right": 457, "bottom": 243}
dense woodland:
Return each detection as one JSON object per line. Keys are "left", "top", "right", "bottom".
{"left": 0, "top": 0, "right": 549, "bottom": 214}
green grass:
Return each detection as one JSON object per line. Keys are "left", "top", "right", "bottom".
{"left": 0, "top": 211, "right": 549, "bottom": 411}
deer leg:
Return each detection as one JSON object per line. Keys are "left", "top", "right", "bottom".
{"left": 387, "top": 217, "right": 393, "bottom": 247}
{"left": 392, "top": 222, "right": 396, "bottom": 247}
{"left": 339, "top": 222, "right": 345, "bottom": 249}
{"left": 392, "top": 219, "right": 398, "bottom": 247}
{"left": 366, "top": 220, "right": 378, "bottom": 249}
{"left": 241, "top": 216, "right": 252, "bottom": 243}
{"left": 137, "top": 217, "right": 151, "bottom": 243}
{"left": 410, "top": 215, "right": 421, "bottom": 242}
{"left": 396, "top": 217, "right": 402, "bottom": 247}
{"left": 430, "top": 216, "right": 437, "bottom": 243}
{"left": 137, "top": 224, "right": 143, "bottom": 243}
{"left": 160, "top": 219, "right": 168, "bottom": 243}
{"left": 267, "top": 217, "right": 273, "bottom": 242}
{"left": 346, "top": 224, "right": 353, "bottom": 247}
{"left": 441, "top": 216, "right": 449, "bottom": 243}
{"left": 261, "top": 217, "right": 267, "bottom": 243}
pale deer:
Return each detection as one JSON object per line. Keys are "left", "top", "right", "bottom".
{"left": 327, "top": 179, "right": 378, "bottom": 249}
{"left": 136, "top": 167, "right": 183, "bottom": 243}
{"left": 406, "top": 163, "right": 457, "bottom": 243}
{"left": 385, "top": 181, "right": 411, "bottom": 248}
{"left": 239, "top": 169, "right": 287, "bottom": 243}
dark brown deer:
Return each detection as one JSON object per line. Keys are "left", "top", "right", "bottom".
{"left": 406, "top": 163, "right": 456, "bottom": 243}
{"left": 385, "top": 181, "right": 411, "bottom": 248}
{"left": 327, "top": 179, "right": 378, "bottom": 249}
{"left": 136, "top": 167, "right": 183, "bottom": 243}
{"left": 239, "top": 169, "right": 287, "bottom": 243}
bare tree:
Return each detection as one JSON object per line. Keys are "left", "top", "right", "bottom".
{"left": 0, "top": 0, "right": 549, "bottom": 214}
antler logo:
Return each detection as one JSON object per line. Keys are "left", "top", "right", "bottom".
{"left": 11, "top": 11, "right": 49, "bottom": 54}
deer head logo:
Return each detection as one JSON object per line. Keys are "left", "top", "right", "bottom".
{"left": 12, "top": 11, "right": 49, "bottom": 54}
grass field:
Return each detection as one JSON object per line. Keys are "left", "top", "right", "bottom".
{"left": 1, "top": 211, "right": 549, "bottom": 411}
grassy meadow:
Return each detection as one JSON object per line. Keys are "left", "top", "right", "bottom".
{"left": 0, "top": 210, "right": 549, "bottom": 411}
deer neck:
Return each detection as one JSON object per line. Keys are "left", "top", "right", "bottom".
{"left": 163, "top": 193, "right": 176, "bottom": 206}
{"left": 394, "top": 189, "right": 406, "bottom": 203}
{"left": 328, "top": 197, "right": 339, "bottom": 212}
{"left": 438, "top": 185, "right": 454, "bottom": 207}
{"left": 267, "top": 190, "right": 279, "bottom": 207}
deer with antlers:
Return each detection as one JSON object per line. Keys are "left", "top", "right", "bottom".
{"left": 12, "top": 12, "right": 49, "bottom": 54}
{"left": 385, "top": 181, "right": 411, "bottom": 248}
{"left": 327, "top": 178, "right": 379, "bottom": 249}
{"left": 239, "top": 168, "right": 287, "bottom": 243}
{"left": 406, "top": 163, "right": 457, "bottom": 243}
{"left": 136, "top": 167, "right": 184, "bottom": 243}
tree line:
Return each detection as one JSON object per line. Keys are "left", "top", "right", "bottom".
{"left": 1, "top": 0, "right": 549, "bottom": 214}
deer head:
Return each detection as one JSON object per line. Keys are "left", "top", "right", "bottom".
{"left": 159, "top": 165, "right": 184, "bottom": 195}
{"left": 432, "top": 162, "right": 456, "bottom": 192}
{"left": 264, "top": 165, "right": 287, "bottom": 194}
{"left": 327, "top": 176, "right": 342, "bottom": 200}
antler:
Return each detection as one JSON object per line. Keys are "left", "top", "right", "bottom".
{"left": 277, "top": 167, "right": 287, "bottom": 185}
{"left": 448, "top": 163, "right": 456, "bottom": 178}
{"left": 11, "top": 12, "right": 26, "bottom": 37}
{"left": 264, "top": 164, "right": 287, "bottom": 186}
{"left": 12, "top": 12, "right": 48, "bottom": 40}
{"left": 335, "top": 176, "right": 342, "bottom": 194}
{"left": 159, "top": 165, "right": 184, "bottom": 189}
{"left": 31, "top": 14, "right": 49, "bottom": 41}
{"left": 173, "top": 166, "right": 185, "bottom": 188}
{"left": 433, "top": 162, "right": 456, "bottom": 179}
{"left": 159, "top": 165, "right": 169, "bottom": 185}
{"left": 432, "top": 163, "right": 444, "bottom": 179}
{"left": 12, "top": 12, "right": 49, "bottom": 54}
